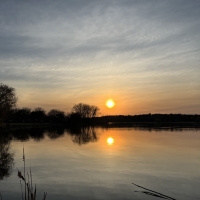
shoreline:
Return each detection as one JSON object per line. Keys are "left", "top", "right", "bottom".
{"left": 1, "top": 121, "right": 200, "bottom": 132}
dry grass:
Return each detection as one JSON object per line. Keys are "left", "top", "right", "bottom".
{"left": 132, "top": 182, "right": 176, "bottom": 200}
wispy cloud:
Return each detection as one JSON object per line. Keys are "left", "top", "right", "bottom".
{"left": 0, "top": 0, "right": 200, "bottom": 113}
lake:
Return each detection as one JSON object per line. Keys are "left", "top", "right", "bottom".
{"left": 0, "top": 126, "right": 200, "bottom": 200}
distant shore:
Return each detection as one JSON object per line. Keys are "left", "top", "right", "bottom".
{"left": 1, "top": 120, "right": 200, "bottom": 132}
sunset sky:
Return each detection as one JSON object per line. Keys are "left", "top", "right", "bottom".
{"left": 1, "top": 0, "right": 200, "bottom": 115}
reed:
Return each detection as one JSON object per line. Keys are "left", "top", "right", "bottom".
{"left": 132, "top": 182, "right": 176, "bottom": 200}
{"left": 17, "top": 147, "right": 47, "bottom": 200}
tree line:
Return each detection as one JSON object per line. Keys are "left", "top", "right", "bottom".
{"left": 1, "top": 83, "right": 200, "bottom": 125}
{"left": 0, "top": 83, "right": 99, "bottom": 123}
{"left": 96, "top": 114, "right": 200, "bottom": 123}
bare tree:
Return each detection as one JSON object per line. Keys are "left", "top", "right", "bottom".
{"left": 90, "top": 105, "right": 99, "bottom": 118}
{"left": 71, "top": 103, "right": 99, "bottom": 118}
{"left": 0, "top": 83, "right": 17, "bottom": 121}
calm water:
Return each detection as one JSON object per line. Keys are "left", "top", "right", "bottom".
{"left": 0, "top": 126, "right": 200, "bottom": 200}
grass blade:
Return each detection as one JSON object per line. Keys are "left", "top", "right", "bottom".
{"left": 132, "top": 183, "right": 176, "bottom": 200}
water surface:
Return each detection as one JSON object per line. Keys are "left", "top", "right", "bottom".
{"left": 0, "top": 127, "right": 200, "bottom": 200}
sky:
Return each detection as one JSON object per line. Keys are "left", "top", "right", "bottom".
{"left": 0, "top": 0, "right": 200, "bottom": 115}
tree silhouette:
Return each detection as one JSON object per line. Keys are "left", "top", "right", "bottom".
{"left": 68, "top": 126, "right": 99, "bottom": 145}
{"left": 30, "top": 107, "right": 46, "bottom": 122}
{"left": 11, "top": 107, "right": 31, "bottom": 122}
{"left": 46, "top": 127, "right": 65, "bottom": 139}
{"left": 71, "top": 103, "right": 99, "bottom": 118}
{"left": 0, "top": 136, "right": 14, "bottom": 180}
{"left": 0, "top": 83, "right": 17, "bottom": 122}
{"left": 47, "top": 109, "right": 65, "bottom": 123}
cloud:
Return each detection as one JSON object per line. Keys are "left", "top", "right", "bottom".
{"left": 0, "top": 0, "right": 200, "bottom": 113}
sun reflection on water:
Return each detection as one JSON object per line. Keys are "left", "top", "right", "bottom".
{"left": 107, "top": 137, "right": 114, "bottom": 145}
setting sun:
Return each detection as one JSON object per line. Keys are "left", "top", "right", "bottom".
{"left": 106, "top": 99, "right": 115, "bottom": 108}
{"left": 107, "top": 137, "right": 114, "bottom": 145}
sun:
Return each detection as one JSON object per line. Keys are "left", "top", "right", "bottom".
{"left": 106, "top": 99, "right": 115, "bottom": 108}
